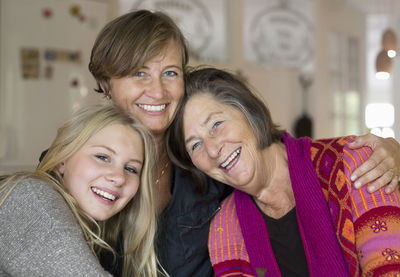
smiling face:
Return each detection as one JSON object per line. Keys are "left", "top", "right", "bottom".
{"left": 58, "top": 123, "right": 143, "bottom": 221}
{"left": 184, "top": 93, "right": 263, "bottom": 191}
{"left": 109, "top": 41, "right": 184, "bottom": 136}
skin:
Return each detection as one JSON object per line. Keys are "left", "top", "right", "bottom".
{"left": 349, "top": 135, "right": 400, "bottom": 193}
{"left": 58, "top": 123, "right": 144, "bottom": 221}
{"left": 184, "top": 93, "right": 262, "bottom": 190}
{"left": 183, "top": 93, "right": 295, "bottom": 218}
{"left": 109, "top": 41, "right": 184, "bottom": 140}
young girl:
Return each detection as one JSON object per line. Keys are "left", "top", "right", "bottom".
{"left": 0, "top": 104, "right": 159, "bottom": 276}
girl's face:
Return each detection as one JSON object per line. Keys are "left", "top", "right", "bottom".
{"left": 109, "top": 41, "right": 184, "bottom": 136}
{"left": 58, "top": 123, "right": 143, "bottom": 221}
{"left": 183, "top": 93, "right": 262, "bottom": 192}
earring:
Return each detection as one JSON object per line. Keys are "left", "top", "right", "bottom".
{"left": 105, "top": 93, "right": 111, "bottom": 100}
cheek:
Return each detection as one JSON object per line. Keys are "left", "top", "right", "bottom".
{"left": 126, "top": 179, "right": 140, "bottom": 199}
{"left": 170, "top": 81, "right": 184, "bottom": 100}
{"left": 63, "top": 159, "right": 96, "bottom": 190}
{"left": 111, "top": 92, "right": 129, "bottom": 109}
{"left": 192, "top": 153, "right": 212, "bottom": 172}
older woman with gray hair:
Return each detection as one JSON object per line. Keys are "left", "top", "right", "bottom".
{"left": 167, "top": 67, "right": 400, "bottom": 276}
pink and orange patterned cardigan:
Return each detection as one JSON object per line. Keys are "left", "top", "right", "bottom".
{"left": 208, "top": 133, "right": 400, "bottom": 277}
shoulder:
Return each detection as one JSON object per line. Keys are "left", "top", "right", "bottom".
{"left": 1, "top": 177, "right": 64, "bottom": 210}
{"left": 209, "top": 192, "right": 250, "bottom": 268}
{"left": 2, "top": 177, "right": 72, "bottom": 216}
{"left": 1, "top": 176, "right": 78, "bottom": 238}
{"left": 310, "top": 135, "right": 356, "bottom": 155}
{"left": 309, "top": 135, "right": 366, "bottom": 166}
{"left": 310, "top": 136, "right": 372, "bottom": 177}
{"left": 0, "top": 177, "right": 110, "bottom": 276}
{"left": 210, "top": 192, "right": 237, "bottom": 235}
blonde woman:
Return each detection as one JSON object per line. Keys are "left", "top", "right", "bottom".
{"left": 0, "top": 104, "right": 159, "bottom": 276}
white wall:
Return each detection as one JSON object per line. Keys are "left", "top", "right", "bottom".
{"left": 0, "top": 0, "right": 111, "bottom": 174}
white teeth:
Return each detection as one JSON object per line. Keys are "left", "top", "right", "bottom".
{"left": 221, "top": 148, "right": 241, "bottom": 169}
{"left": 138, "top": 104, "right": 166, "bottom": 112}
{"left": 91, "top": 187, "right": 116, "bottom": 201}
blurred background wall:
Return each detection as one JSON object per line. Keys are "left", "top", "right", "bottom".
{"left": 0, "top": 0, "right": 399, "bottom": 173}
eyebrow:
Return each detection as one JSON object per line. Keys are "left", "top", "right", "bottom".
{"left": 164, "top": 65, "right": 183, "bottom": 72}
{"left": 140, "top": 64, "right": 183, "bottom": 71}
{"left": 92, "top": 145, "right": 143, "bottom": 164}
{"left": 184, "top": 111, "right": 223, "bottom": 145}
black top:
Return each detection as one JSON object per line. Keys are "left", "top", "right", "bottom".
{"left": 100, "top": 165, "right": 231, "bottom": 277}
{"left": 256, "top": 203, "right": 309, "bottom": 277}
{"left": 156, "top": 165, "right": 231, "bottom": 276}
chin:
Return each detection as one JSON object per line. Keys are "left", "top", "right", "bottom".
{"left": 90, "top": 213, "right": 109, "bottom": 222}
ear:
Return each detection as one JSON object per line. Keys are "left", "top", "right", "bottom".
{"left": 57, "top": 161, "right": 66, "bottom": 174}
{"left": 100, "top": 83, "right": 112, "bottom": 99}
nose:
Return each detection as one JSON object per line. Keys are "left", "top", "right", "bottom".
{"left": 204, "top": 138, "right": 222, "bottom": 159}
{"left": 148, "top": 77, "right": 165, "bottom": 99}
{"left": 105, "top": 166, "right": 125, "bottom": 186}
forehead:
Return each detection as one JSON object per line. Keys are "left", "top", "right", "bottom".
{"left": 184, "top": 93, "right": 223, "bottom": 117}
{"left": 183, "top": 93, "right": 237, "bottom": 132}
{"left": 145, "top": 40, "right": 183, "bottom": 66}
{"left": 87, "top": 124, "right": 143, "bottom": 157}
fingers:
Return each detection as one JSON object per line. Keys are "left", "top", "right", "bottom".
{"left": 349, "top": 134, "right": 400, "bottom": 194}
{"left": 348, "top": 134, "right": 378, "bottom": 149}
{"left": 385, "top": 175, "right": 399, "bottom": 194}
{"left": 351, "top": 152, "right": 395, "bottom": 191}
{"left": 353, "top": 164, "right": 393, "bottom": 191}
{"left": 366, "top": 170, "right": 395, "bottom": 193}
{"left": 351, "top": 156, "right": 378, "bottom": 187}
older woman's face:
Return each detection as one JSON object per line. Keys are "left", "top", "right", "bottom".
{"left": 109, "top": 41, "right": 184, "bottom": 136}
{"left": 183, "top": 93, "right": 261, "bottom": 190}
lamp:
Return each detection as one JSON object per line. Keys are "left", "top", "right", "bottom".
{"left": 382, "top": 28, "right": 397, "bottom": 58}
{"left": 375, "top": 49, "right": 392, "bottom": 80}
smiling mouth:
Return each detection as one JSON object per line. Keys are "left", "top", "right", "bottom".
{"left": 220, "top": 147, "right": 241, "bottom": 170}
{"left": 137, "top": 104, "right": 167, "bottom": 112}
{"left": 91, "top": 187, "right": 118, "bottom": 201}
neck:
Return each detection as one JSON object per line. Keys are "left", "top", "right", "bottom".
{"left": 253, "top": 143, "right": 295, "bottom": 219}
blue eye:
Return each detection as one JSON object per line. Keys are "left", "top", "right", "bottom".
{"left": 213, "top": 121, "right": 223, "bottom": 129}
{"left": 191, "top": 141, "right": 201, "bottom": 151}
{"left": 96, "top": 155, "right": 108, "bottom": 161}
{"left": 135, "top": 71, "right": 145, "bottom": 77}
{"left": 164, "top": 71, "right": 177, "bottom": 77}
{"left": 125, "top": 166, "right": 138, "bottom": 174}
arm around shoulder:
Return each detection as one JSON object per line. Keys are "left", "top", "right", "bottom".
{"left": 344, "top": 145, "right": 400, "bottom": 275}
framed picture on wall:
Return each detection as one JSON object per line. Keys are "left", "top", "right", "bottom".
{"left": 244, "top": 0, "right": 314, "bottom": 69}
{"left": 120, "top": 0, "right": 228, "bottom": 62}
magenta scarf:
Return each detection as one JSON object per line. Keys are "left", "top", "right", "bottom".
{"left": 234, "top": 133, "right": 350, "bottom": 277}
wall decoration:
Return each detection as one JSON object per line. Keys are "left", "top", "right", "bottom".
{"left": 70, "top": 5, "right": 80, "bottom": 16}
{"left": 119, "top": 0, "right": 228, "bottom": 62}
{"left": 244, "top": 0, "right": 314, "bottom": 69}
{"left": 21, "top": 48, "right": 40, "bottom": 79}
{"left": 44, "top": 65, "right": 53, "bottom": 79}
{"left": 70, "top": 4, "right": 86, "bottom": 23}
{"left": 44, "top": 49, "right": 81, "bottom": 64}
{"left": 42, "top": 8, "right": 53, "bottom": 19}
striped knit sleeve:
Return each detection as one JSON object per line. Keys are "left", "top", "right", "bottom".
{"left": 208, "top": 193, "right": 253, "bottom": 277}
{"left": 343, "top": 142, "right": 400, "bottom": 276}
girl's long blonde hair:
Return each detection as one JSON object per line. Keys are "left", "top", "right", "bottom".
{"left": 0, "top": 104, "right": 159, "bottom": 276}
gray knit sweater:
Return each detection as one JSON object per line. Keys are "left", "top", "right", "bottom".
{"left": 0, "top": 178, "right": 111, "bottom": 276}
